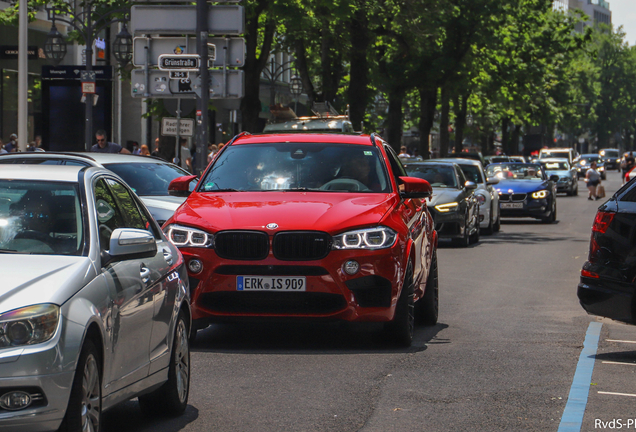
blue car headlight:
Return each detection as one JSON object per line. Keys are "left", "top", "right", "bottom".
{"left": 531, "top": 190, "right": 548, "bottom": 199}
{"left": 332, "top": 226, "right": 397, "bottom": 250}
{"left": 0, "top": 304, "right": 59, "bottom": 348}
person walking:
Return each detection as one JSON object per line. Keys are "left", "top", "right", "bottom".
{"left": 623, "top": 152, "right": 635, "bottom": 184}
{"left": 151, "top": 138, "right": 161, "bottom": 158}
{"left": 5, "top": 134, "right": 18, "bottom": 152}
{"left": 585, "top": 161, "right": 602, "bottom": 200}
{"left": 139, "top": 144, "right": 151, "bottom": 156}
{"left": 91, "top": 130, "right": 131, "bottom": 154}
{"left": 179, "top": 138, "right": 192, "bottom": 172}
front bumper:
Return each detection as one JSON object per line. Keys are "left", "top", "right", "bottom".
{"left": 0, "top": 317, "right": 80, "bottom": 431}
{"left": 499, "top": 198, "right": 551, "bottom": 219}
{"left": 428, "top": 207, "right": 467, "bottom": 239}
{"left": 556, "top": 179, "right": 575, "bottom": 193}
{"left": 183, "top": 242, "right": 408, "bottom": 325}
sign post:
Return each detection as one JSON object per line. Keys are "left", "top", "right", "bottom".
{"left": 196, "top": 0, "right": 209, "bottom": 175}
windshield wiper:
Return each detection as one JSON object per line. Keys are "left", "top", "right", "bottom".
{"left": 0, "top": 249, "right": 19, "bottom": 253}
{"left": 206, "top": 188, "right": 241, "bottom": 192}
{"left": 279, "top": 187, "right": 318, "bottom": 192}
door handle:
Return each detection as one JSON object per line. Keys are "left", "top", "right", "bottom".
{"left": 140, "top": 266, "right": 151, "bottom": 284}
{"left": 163, "top": 248, "right": 174, "bottom": 266}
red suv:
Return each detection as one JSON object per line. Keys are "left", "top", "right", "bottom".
{"left": 165, "top": 133, "right": 438, "bottom": 346}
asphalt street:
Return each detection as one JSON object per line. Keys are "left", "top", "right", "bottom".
{"left": 102, "top": 170, "right": 630, "bottom": 432}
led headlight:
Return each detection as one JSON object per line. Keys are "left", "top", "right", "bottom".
{"left": 475, "top": 194, "right": 486, "bottom": 205}
{"left": 164, "top": 224, "right": 214, "bottom": 248}
{"left": 531, "top": 190, "right": 548, "bottom": 199}
{"left": 332, "top": 226, "right": 397, "bottom": 250}
{"left": 434, "top": 202, "right": 459, "bottom": 213}
{"left": 599, "top": 166, "right": 605, "bottom": 171}
{"left": 0, "top": 304, "right": 59, "bottom": 348}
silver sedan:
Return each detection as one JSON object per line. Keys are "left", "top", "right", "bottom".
{"left": 0, "top": 165, "right": 191, "bottom": 431}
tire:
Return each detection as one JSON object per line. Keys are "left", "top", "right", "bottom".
{"left": 469, "top": 223, "right": 480, "bottom": 244}
{"left": 602, "top": 173, "right": 606, "bottom": 180}
{"left": 139, "top": 311, "right": 190, "bottom": 417}
{"left": 573, "top": 182, "right": 578, "bottom": 196}
{"left": 493, "top": 212, "right": 501, "bottom": 232}
{"left": 542, "top": 200, "right": 557, "bottom": 224}
{"left": 385, "top": 263, "right": 415, "bottom": 347}
{"left": 452, "top": 216, "right": 470, "bottom": 247}
{"left": 483, "top": 205, "right": 494, "bottom": 235}
{"left": 58, "top": 340, "right": 101, "bottom": 432}
{"left": 417, "top": 250, "right": 439, "bottom": 326}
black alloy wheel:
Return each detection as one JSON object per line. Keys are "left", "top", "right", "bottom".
{"left": 416, "top": 250, "right": 439, "bottom": 326}
{"left": 386, "top": 263, "right": 415, "bottom": 347}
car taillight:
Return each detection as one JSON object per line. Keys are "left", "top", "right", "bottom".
{"left": 581, "top": 269, "right": 599, "bottom": 279}
{"left": 592, "top": 211, "right": 615, "bottom": 234}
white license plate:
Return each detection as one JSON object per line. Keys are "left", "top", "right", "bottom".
{"left": 501, "top": 202, "right": 524, "bottom": 209}
{"left": 237, "top": 276, "right": 306, "bottom": 291}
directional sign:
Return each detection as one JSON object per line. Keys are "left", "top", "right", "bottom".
{"left": 161, "top": 118, "right": 195, "bottom": 137}
{"left": 130, "top": 5, "right": 244, "bottom": 35}
{"left": 80, "top": 70, "right": 96, "bottom": 81}
{"left": 131, "top": 69, "right": 244, "bottom": 99}
{"left": 169, "top": 71, "right": 189, "bottom": 80}
{"left": 158, "top": 54, "right": 200, "bottom": 71}
{"left": 133, "top": 37, "right": 245, "bottom": 68}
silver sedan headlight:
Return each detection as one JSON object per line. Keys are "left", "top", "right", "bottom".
{"left": 164, "top": 224, "right": 214, "bottom": 248}
{"left": 0, "top": 304, "right": 59, "bottom": 348}
{"left": 332, "top": 226, "right": 397, "bottom": 250}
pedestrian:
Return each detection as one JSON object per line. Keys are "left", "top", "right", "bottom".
{"left": 623, "top": 152, "right": 635, "bottom": 184}
{"left": 26, "top": 141, "right": 37, "bottom": 152}
{"left": 179, "top": 138, "right": 192, "bottom": 172}
{"left": 151, "top": 138, "right": 161, "bottom": 158}
{"left": 0, "top": 139, "right": 6, "bottom": 154}
{"left": 585, "top": 161, "right": 601, "bottom": 200}
{"left": 5, "top": 134, "right": 18, "bottom": 152}
{"left": 131, "top": 141, "right": 141, "bottom": 155}
{"left": 33, "top": 135, "right": 45, "bottom": 152}
{"left": 398, "top": 145, "right": 410, "bottom": 158}
{"left": 139, "top": 144, "right": 151, "bottom": 156}
{"left": 91, "top": 130, "right": 131, "bottom": 154}
{"left": 207, "top": 143, "right": 218, "bottom": 163}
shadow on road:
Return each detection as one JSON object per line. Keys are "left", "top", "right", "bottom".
{"left": 102, "top": 402, "right": 198, "bottom": 432}
{"left": 594, "top": 350, "right": 636, "bottom": 363}
{"left": 190, "top": 321, "right": 449, "bottom": 355}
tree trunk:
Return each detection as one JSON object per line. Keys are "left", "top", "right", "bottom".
{"left": 501, "top": 117, "right": 510, "bottom": 155}
{"left": 348, "top": 7, "right": 370, "bottom": 132}
{"left": 417, "top": 87, "right": 437, "bottom": 159}
{"left": 454, "top": 94, "right": 467, "bottom": 153}
{"left": 439, "top": 87, "right": 450, "bottom": 157}
{"left": 511, "top": 124, "right": 521, "bottom": 155}
{"left": 386, "top": 87, "right": 405, "bottom": 152}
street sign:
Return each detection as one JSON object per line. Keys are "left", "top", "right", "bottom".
{"left": 80, "top": 71, "right": 96, "bottom": 81}
{"left": 132, "top": 37, "right": 245, "bottom": 68}
{"left": 158, "top": 54, "right": 200, "bottom": 71}
{"left": 130, "top": 5, "right": 244, "bottom": 35}
{"left": 131, "top": 69, "right": 244, "bottom": 99}
{"left": 170, "top": 71, "right": 189, "bottom": 80}
{"left": 161, "top": 117, "right": 195, "bottom": 137}
{"left": 82, "top": 82, "right": 96, "bottom": 94}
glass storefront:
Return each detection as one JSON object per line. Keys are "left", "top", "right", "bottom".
{"left": 1, "top": 70, "right": 43, "bottom": 145}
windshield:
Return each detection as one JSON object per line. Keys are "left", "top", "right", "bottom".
{"left": 578, "top": 156, "right": 602, "bottom": 165}
{"left": 457, "top": 165, "right": 484, "bottom": 184}
{"left": 486, "top": 163, "right": 544, "bottom": 180}
{"left": 541, "top": 162, "right": 569, "bottom": 171}
{"left": 0, "top": 180, "right": 84, "bottom": 255}
{"left": 600, "top": 150, "right": 619, "bottom": 158}
{"left": 104, "top": 162, "right": 196, "bottom": 196}
{"left": 200, "top": 143, "right": 390, "bottom": 193}
{"left": 405, "top": 165, "right": 458, "bottom": 188}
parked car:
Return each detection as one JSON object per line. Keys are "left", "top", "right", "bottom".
{"left": 539, "top": 157, "right": 578, "bottom": 196}
{"left": 575, "top": 154, "right": 606, "bottom": 180}
{"left": 484, "top": 155, "right": 512, "bottom": 166}
{"left": 578, "top": 179, "right": 636, "bottom": 324}
{"left": 538, "top": 148, "right": 576, "bottom": 165}
{"left": 165, "top": 132, "right": 438, "bottom": 347}
{"left": 445, "top": 152, "right": 486, "bottom": 167}
{"left": 486, "top": 162, "right": 558, "bottom": 223}
{"left": 0, "top": 165, "right": 191, "bottom": 431}
{"left": 436, "top": 157, "right": 501, "bottom": 234}
{"left": 405, "top": 160, "right": 480, "bottom": 246}
{"left": 509, "top": 156, "right": 527, "bottom": 163}
{"left": 599, "top": 148, "right": 621, "bottom": 171}
{"left": 0, "top": 152, "right": 197, "bottom": 225}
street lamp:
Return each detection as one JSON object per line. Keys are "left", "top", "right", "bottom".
{"left": 289, "top": 75, "right": 303, "bottom": 115}
{"left": 375, "top": 95, "right": 388, "bottom": 114}
{"left": 44, "top": 2, "right": 131, "bottom": 151}
{"left": 262, "top": 58, "right": 301, "bottom": 115}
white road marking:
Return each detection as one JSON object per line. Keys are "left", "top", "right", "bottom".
{"left": 601, "top": 361, "right": 636, "bottom": 366}
{"left": 598, "top": 391, "right": 636, "bottom": 398}
{"left": 606, "top": 339, "right": 636, "bottom": 344}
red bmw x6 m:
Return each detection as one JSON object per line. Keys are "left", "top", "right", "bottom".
{"left": 164, "top": 133, "right": 438, "bottom": 346}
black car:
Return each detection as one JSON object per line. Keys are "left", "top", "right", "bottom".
{"left": 575, "top": 154, "right": 606, "bottom": 180}
{"left": 405, "top": 161, "right": 480, "bottom": 247}
{"left": 599, "top": 148, "right": 621, "bottom": 171}
{"left": 578, "top": 179, "right": 636, "bottom": 324}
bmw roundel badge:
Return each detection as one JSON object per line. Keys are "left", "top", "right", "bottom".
{"left": 266, "top": 223, "right": 278, "bottom": 230}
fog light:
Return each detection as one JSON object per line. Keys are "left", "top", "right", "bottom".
{"left": 0, "top": 391, "right": 32, "bottom": 411}
{"left": 343, "top": 260, "right": 359, "bottom": 275}
{"left": 540, "top": 206, "right": 546, "bottom": 211}
{"left": 188, "top": 259, "right": 203, "bottom": 274}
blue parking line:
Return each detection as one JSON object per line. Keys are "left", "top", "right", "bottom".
{"left": 558, "top": 321, "right": 603, "bottom": 432}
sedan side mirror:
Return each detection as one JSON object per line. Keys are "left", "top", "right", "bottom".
{"left": 486, "top": 177, "right": 499, "bottom": 186}
{"left": 464, "top": 181, "right": 477, "bottom": 190}
{"left": 399, "top": 176, "right": 433, "bottom": 199}
{"left": 169, "top": 175, "right": 198, "bottom": 197}
{"left": 102, "top": 228, "right": 158, "bottom": 267}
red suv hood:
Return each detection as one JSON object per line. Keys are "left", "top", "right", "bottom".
{"left": 172, "top": 192, "right": 397, "bottom": 233}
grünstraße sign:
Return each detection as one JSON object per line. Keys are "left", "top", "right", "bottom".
{"left": 158, "top": 54, "right": 200, "bottom": 71}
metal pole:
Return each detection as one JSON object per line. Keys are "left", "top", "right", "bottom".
{"left": 84, "top": 3, "right": 94, "bottom": 151}
{"left": 18, "top": 0, "right": 28, "bottom": 151}
{"left": 174, "top": 98, "right": 181, "bottom": 167}
{"left": 144, "top": 35, "right": 151, "bottom": 149}
{"left": 195, "top": 0, "right": 209, "bottom": 175}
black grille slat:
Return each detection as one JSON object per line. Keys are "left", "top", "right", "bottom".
{"left": 199, "top": 292, "right": 347, "bottom": 314}
{"left": 215, "top": 265, "right": 329, "bottom": 276}
{"left": 273, "top": 231, "right": 331, "bottom": 261}
{"left": 215, "top": 231, "right": 269, "bottom": 260}
{"left": 499, "top": 193, "right": 526, "bottom": 202}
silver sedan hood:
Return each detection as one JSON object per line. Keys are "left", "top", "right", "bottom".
{"left": 0, "top": 255, "right": 96, "bottom": 313}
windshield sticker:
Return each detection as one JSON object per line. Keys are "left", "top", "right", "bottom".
{"left": 96, "top": 199, "right": 115, "bottom": 223}
{"left": 364, "top": 151, "right": 373, "bottom": 156}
